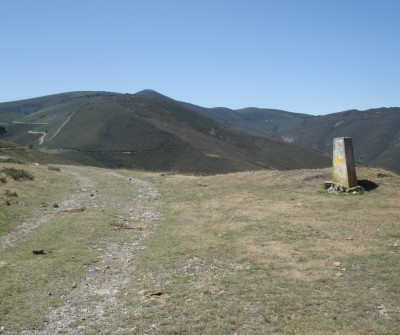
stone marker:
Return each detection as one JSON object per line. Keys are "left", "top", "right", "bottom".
{"left": 332, "top": 137, "right": 357, "bottom": 188}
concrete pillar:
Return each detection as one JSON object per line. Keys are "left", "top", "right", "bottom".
{"left": 332, "top": 137, "right": 358, "bottom": 188}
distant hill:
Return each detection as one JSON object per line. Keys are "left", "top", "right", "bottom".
{"left": 136, "top": 91, "right": 400, "bottom": 172}
{"left": 275, "top": 108, "right": 400, "bottom": 172}
{"left": 3, "top": 89, "right": 398, "bottom": 172}
{"left": 0, "top": 93, "right": 330, "bottom": 174}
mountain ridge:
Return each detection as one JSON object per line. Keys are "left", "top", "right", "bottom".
{"left": 0, "top": 90, "right": 398, "bottom": 172}
{"left": 0, "top": 92, "right": 331, "bottom": 174}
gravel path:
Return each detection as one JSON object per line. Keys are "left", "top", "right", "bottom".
{"left": 3, "top": 167, "right": 161, "bottom": 335}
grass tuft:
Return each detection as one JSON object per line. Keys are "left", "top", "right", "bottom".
{"left": 0, "top": 157, "right": 24, "bottom": 164}
{"left": 5, "top": 190, "right": 18, "bottom": 197}
{"left": 47, "top": 165, "right": 61, "bottom": 172}
{"left": 1, "top": 168, "right": 34, "bottom": 181}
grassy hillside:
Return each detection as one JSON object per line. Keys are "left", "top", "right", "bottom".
{"left": 0, "top": 91, "right": 117, "bottom": 123}
{"left": 4, "top": 90, "right": 398, "bottom": 172}
{"left": 136, "top": 90, "right": 400, "bottom": 172}
{"left": 277, "top": 108, "right": 400, "bottom": 172}
{"left": 136, "top": 89, "right": 308, "bottom": 133}
{"left": 0, "top": 139, "right": 70, "bottom": 165}
{"left": 40, "top": 95, "right": 330, "bottom": 173}
{"left": 0, "top": 161, "right": 399, "bottom": 333}
{"left": 0, "top": 91, "right": 330, "bottom": 174}
{"left": 1, "top": 91, "right": 118, "bottom": 147}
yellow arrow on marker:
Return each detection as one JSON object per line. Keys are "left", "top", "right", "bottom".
{"left": 334, "top": 153, "right": 346, "bottom": 167}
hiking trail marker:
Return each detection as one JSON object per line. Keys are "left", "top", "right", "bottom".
{"left": 332, "top": 137, "right": 358, "bottom": 188}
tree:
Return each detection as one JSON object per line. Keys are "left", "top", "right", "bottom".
{"left": 0, "top": 126, "right": 7, "bottom": 140}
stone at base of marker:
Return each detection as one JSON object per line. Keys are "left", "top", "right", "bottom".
{"left": 324, "top": 181, "right": 364, "bottom": 195}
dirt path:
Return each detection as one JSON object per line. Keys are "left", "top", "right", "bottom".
{"left": 11, "top": 166, "right": 161, "bottom": 334}
{"left": 49, "top": 111, "right": 76, "bottom": 141}
{"left": 27, "top": 131, "right": 47, "bottom": 145}
{"left": 12, "top": 121, "right": 48, "bottom": 125}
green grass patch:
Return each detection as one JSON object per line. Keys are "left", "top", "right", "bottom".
{"left": 1, "top": 168, "right": 34, "bottom": 181}
{"left": 0, "top": 209, "right": 111, "bottom": 331}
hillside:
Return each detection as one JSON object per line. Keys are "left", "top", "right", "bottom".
{"left": 0, "top": 139, "right": 71, "bottom": 165}
{"left": 136, "top": 89, "right": 308, "bottom": 134}
{"left": 0, "top": 93, "right": 330, "bottom": 174}
{"left": 276, "top": 108, "right": 400, "bottom": 172}
{"left": 2, "top": 89, "right": 398, "bottom": 172}
{"left": 0, "top": 91, "right": 118, "bottom": 146}
{"left": 1, "top": 161, "right": 399, "bottom": 333}
{"left": 136, "top": 90, "right": 400, "bottom": 172}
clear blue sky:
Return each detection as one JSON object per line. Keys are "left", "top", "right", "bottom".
{"left": 1, "top": 0, "right": 399, "bottom": 115}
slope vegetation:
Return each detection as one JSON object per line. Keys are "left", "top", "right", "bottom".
{"left": 41, "top": 95, "right": 330, "bottom": 173}
{"left": 277, "top": 108, "right": 400, "bottom": 172}
{"left": 136, "top": 90, "right": 400, "bottom": 172}
{"left": 0, "top": 139, "right": 70, "bottom": 165}
{"left": 0, "top": 91, "right": 118, "bottom": 146}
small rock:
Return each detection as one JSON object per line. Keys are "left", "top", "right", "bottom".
{"left": 53, "top": 203, "right": 59, "bottom": 208}
{"left": 34, "top": 163, "right": 39, "bottom": 166}
{"left": 377, "top": 305, "right": 388, "bottom": 317}
{"left": 335, "top": 272, "right": 343, "bottom": 277}
{"left": 334, "top": 262, "right": 341, "bottom": 267}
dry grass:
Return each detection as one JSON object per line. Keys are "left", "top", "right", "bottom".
{"left": 1, "top": 164, "right": 399, "bottom": 334}
{"left": 129, "top": 166, "right": 400, "bottom": 334}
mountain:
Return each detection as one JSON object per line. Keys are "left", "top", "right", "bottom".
{"left": 135, "top": 91, "right": 400, "bottom": 172}
{"left": 0, "top": 93, "right": 330, "bottom": 174}
{"left": 275, "top": 108, "right": 400, "bottom": 172}
{"left": 3, "top": 89, "right": 398, "bottom": 172}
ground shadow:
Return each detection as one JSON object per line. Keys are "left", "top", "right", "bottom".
{"left": 358, "top": 179, "right": 379, "bottom": 191}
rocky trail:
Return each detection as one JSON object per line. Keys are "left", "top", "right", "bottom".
{"left": 2, "top": 166, "right": 161, "bottom": 334}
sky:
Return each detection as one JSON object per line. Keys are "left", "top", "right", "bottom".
{"left": 0, "top": 0, "right": 399, "bottom": 115}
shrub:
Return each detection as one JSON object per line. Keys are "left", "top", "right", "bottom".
{"left": 0, "top": 176, "right": 6, "bottom": 183}
{"left": 5, "top": 190, "right": 18, "bottom": 197}
{"left": 0, "top": 157, "right": 24, "bottom": 164}
{"left": 47, "top": 165, "right": 61, "bottom": 172}
{"left": 1, "top": 168, "right": 34, "bottom": 181}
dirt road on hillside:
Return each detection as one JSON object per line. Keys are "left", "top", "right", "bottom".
{"left": 2, "top": 166, "right": 161, "bottom": 335}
